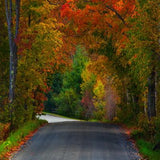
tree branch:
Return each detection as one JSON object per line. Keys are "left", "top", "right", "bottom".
{"left": 106, "top": 22, "right": 113, "bottom": 28}
{"left": 5, "top": 0, "right": 9, "bottom": 25}
{"left": 105, "top": 5, "right": 126, "bottom": 25}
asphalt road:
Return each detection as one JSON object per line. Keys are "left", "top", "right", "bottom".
{"left": 11, "top": 122, "right": 140, "bottom": 160}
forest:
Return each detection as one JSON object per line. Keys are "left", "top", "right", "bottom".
{"left": 0, "top": 0, "right": 160, "bottom": 159}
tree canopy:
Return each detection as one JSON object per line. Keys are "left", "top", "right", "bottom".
{"left": 0, "top": 0, "right": 160, "bottom": 152}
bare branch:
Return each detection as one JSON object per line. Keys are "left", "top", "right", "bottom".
{"left": 106, "top": 22, "right": 113, "bottom": 28}
{"left": 5, "top": 0, "right": 9, "bottom": 24}
{"left": 105, "top": 5, "right": 126, "bottom": 25}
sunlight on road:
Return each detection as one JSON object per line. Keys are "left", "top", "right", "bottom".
{"left": 38, "top": 114, "right": 80, "bottom": 123}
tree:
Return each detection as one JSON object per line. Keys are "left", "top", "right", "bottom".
{"left": 54, "top": 46, "right": 88, "bottom": 118}
{"left": 0, "top": 1, "right": 9, "bottom": 122}
{"left": 5, "top": 0, "right": 20, "bottom": 104}
{"left": 123, "top": 0, "right": 160, "bottom": 119}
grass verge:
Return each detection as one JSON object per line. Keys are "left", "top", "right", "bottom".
{"left": 135, "top": 139, "right": 160, "bottom": 160}
{"left": 130, "top": 129, "right": 160, "bottom": 160}
{"left": 0, "top": 119, "right": 47, "bottom": 160}
{"left": 88, "top": 119, "right": 111, "bottom": 123}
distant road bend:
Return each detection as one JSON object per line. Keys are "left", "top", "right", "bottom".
{"left": 11, "top": 115, "right": 141, "bottom": 160}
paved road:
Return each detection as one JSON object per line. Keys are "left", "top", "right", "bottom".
{"left": 11, "top": 122, "right": 141, "bottom": 160}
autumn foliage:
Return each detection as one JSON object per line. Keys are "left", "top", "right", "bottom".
{"left": 0, "top": 0, "right": 160, "bottom": 155}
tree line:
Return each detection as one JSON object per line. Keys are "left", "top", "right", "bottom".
{"left": 0, "top": 0, "right": 160, "bottom": 145}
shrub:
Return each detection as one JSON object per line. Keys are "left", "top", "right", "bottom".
{"left": 138, "top": 113, "right": 160, "bottom": 143}
{"left": 0, "top": 123, "right": 10, "bottom": 141}
{"left": 152, "top": 117, "right": 160, "bottom": 144}
{"left": 55, "top": 88, "right": 83, "bottom": 118}
{"left": 117, "top": 103, "right": 138, "bottom": 125}
{"left": 131, "top": 129, "right": 144, "bottom": 139}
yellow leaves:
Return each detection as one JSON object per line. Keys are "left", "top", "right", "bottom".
{"left": 30, "top": 0, "right": 56, "bottom": 17}
{"left": 81, "top": 61, "right": 93, "bottom": 83}
{"left": 35, "top": 19, "right": 63, "bottom": 48}
{"left": 15, "top": 0, "right": 66, "bottom": 111}
{"left": 87, "top": 55, "right": 111, "bottom": 81}
{"left": 93, "top": 79, "right": 105, "bottom": 100}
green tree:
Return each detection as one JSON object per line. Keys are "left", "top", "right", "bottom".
{"left": 125, "top": 0, "right": 160, "bottom": 119}
{"left": 54, "top": 46, "right": 88, "bottom": 118}
{"left": 44, "top": 72, "right": 63, "bottom": 112}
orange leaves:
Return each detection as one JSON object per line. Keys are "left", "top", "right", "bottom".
{"left": 88, "top": 55, "right": 109, "bottom": 81}
{"left": 113, "top": 0, "right": 124, "bottom": 12}
{"left": 33, "top": 85, "right": 49, "bottom": 114}
{"left": 61, "top": 2, "right": 74, "bottom": 19}
{"left": 116, "top": 34, "right": 129, "bottom": 55}
{"left": 59, "top": 0, "right": 136, "bottom": 57}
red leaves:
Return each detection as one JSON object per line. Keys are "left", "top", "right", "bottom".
{"left": 81, "top": 91, "right": 94, "bottom": 111}
{"left": 59, "top": 0, "right": 136, "bottom": 55}
{"left": 33, "top": 84, "right": 50, "bottom": 114}
{"left": 16, "top": 29, "right": 37, "bottom": 56}
{"left": 61, "top": 3, "right": 73, "bottom": 18}
{"left": 134, "top": 54, "right": 137, "bottom": 59}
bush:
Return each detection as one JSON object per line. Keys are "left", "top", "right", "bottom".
{"left": 131, "top": 129, "right": 144, "bottom": 139}
{"left": 138, "top": 113, "right": 149, "bottom": 133}
{"left": 138, "top": 113, "right": 160, "bottom": 143}
{"left": 93, "top": 109, "right": 106, "bottom": 120}
{"left": 117, "top": 103, "right": 138, "bottom": 125}
{"left": 0, "top": 123, "right": 10, "bottom": 141}
{"left": 55, "top": 88, "right": 83, "bottom": 118}
{"left": 152, "top": 117, "right": 160, "bottom": 144}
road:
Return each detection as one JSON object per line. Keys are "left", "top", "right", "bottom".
{"left": 11, "top": 116, "right": 141, "bottom": 160}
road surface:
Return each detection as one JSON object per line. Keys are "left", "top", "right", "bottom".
{"left": 11, "top": 116, "right": 141, "bottom": 160}
{"left": 11, "top": 115, "right": 140, "bottom": 160}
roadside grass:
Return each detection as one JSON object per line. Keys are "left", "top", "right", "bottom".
{"left": 115, "top": 120, "right": 160, "bottom": 160}
{"left": 42, "top": 111, "right": 85, "bottom": 121}
{"left": 0, "top": 119, "right": 47, "bottom": 159}
{"left": 130, "top": 129, "right": 160, "bottom": 160}
{"left": 136, "top": 139, "right": 160, "bottom": 160}
{"left": 88, "top": 119, "right": 99, "bottom": 122}
{"left": 88, "top": 119, "right": 111, "bottom": 123}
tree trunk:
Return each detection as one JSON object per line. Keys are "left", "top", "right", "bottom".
{"left": 147, "top": 67, "right": 156, "bottom": 119}
{"left": 5, "top": 0, "right": 20, "bottom": 104}
{"left": 5, "top": 0, "right": 20, "bottom": 128}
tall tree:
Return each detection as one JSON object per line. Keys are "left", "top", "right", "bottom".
{"left": 5, "top": 0, "right": 20, "bottom": 104}
{"left": 0, "top": 1, "right": 9, "bottom": 115}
